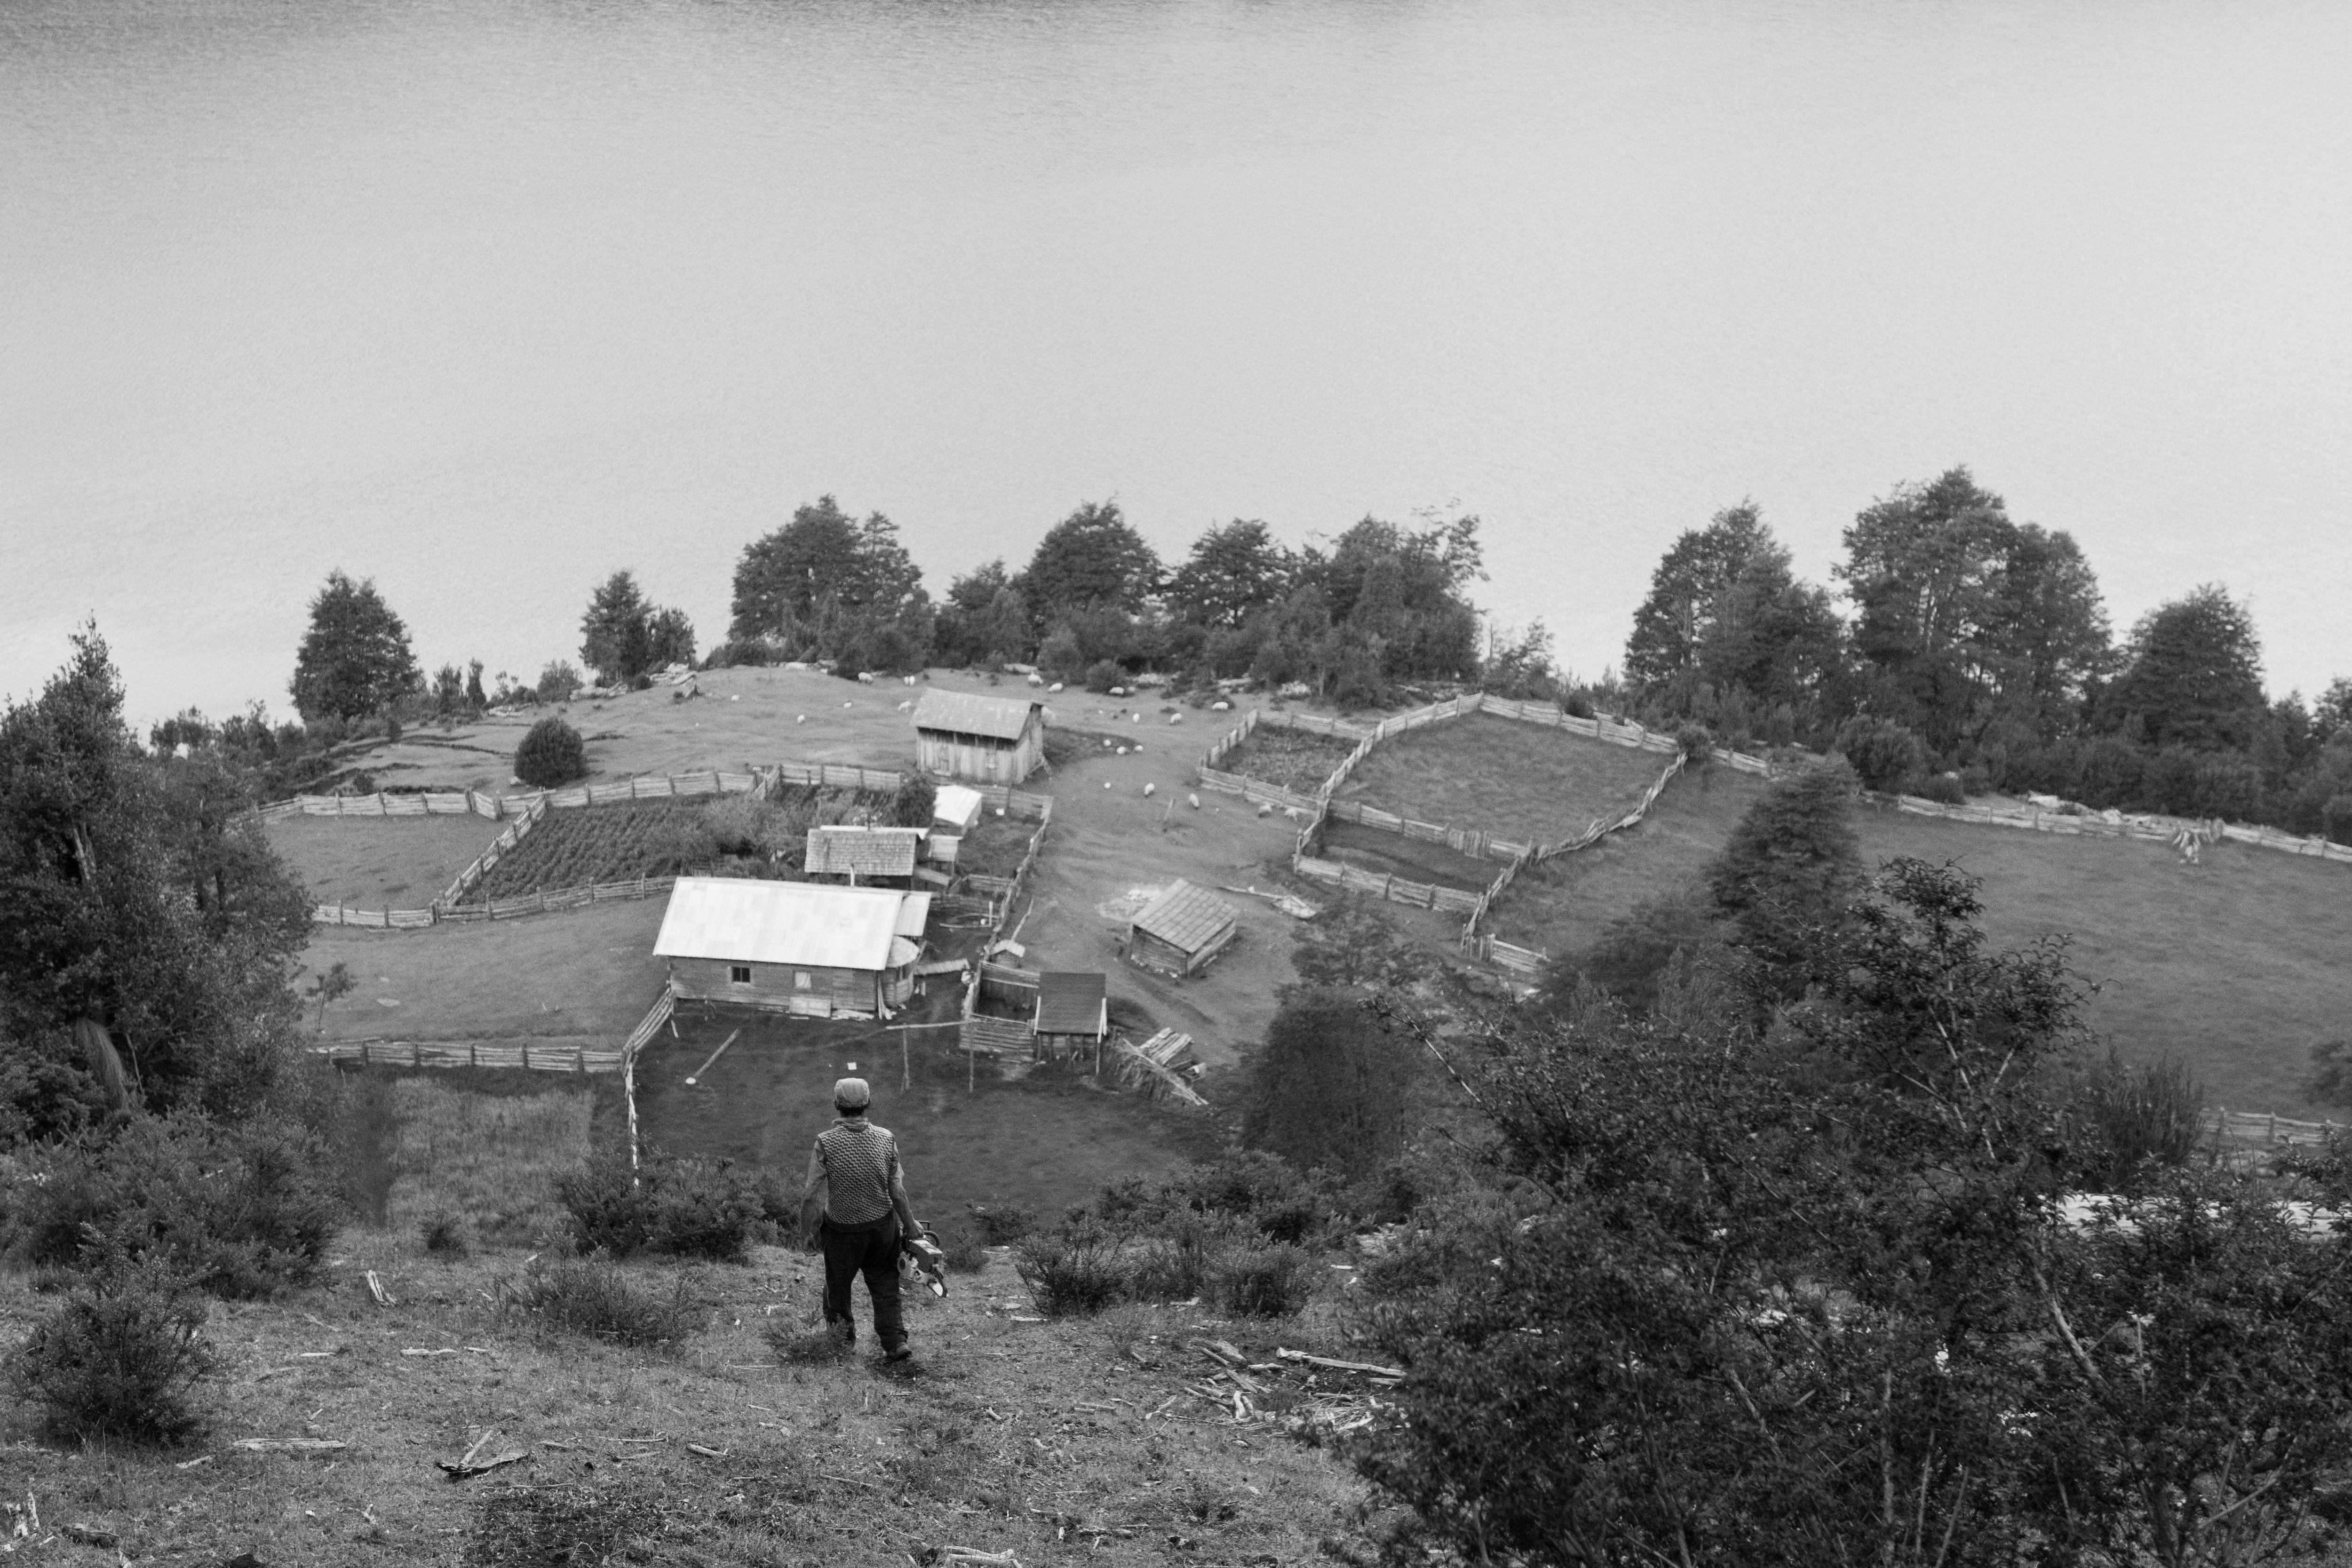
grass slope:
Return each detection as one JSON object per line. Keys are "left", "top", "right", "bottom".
{"left": 265, "top": 813, "right": 503, "bottom": 910}
{"left": 0, "top": 1077, "right": 1370, "bottom": 1567}
{"left": 1485, "top": 765, "right": 2352, "bottom": 1118}
{"left": 1336, "top": 711, "right": 1669, "bottom": 844}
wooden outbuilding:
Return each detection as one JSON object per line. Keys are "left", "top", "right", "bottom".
{"left": 1033, "top": 971, "right": 1109, "bottom": 1061}
{"left": 803, "top": 825, "right": 922, "bottom": 884}
{"left": 912, "top": 690, "right": 1046, "bottom": 784}
{"left": 654, "top": 877, "right": 930, "bottom": 1019}
{"left": 1124, "top": 879, "right": 1240, "bottom": 976}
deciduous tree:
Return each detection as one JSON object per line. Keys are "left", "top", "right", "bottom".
{"left": 1017, "top": 501, "right": 1160, "bottom": 627}
{"left": 2104, "top": 584, "right": 2266, "bottom": 751}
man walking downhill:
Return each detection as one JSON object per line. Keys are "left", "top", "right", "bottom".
{"left": 801, "top": 1077, "right": 923, "bottom": 1362}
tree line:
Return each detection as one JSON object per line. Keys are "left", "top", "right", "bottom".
{"left": 1618, "top": 468, "right": 2352, "bottom": 840}
{"left": 140, "top": 471, "right": 2352, "bottom": 841}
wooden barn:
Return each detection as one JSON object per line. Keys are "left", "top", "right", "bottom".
{"left": 925, "top": 783, "right": 985, "bottom": 871}
{"left": 654, "top": 877, "right": 930, "bottom": 1019}
{"left": 912, "top": 690, "right": 1046, "bottom": 784}
{"left": 1033, "top": 971, "right": 1109, "bottom": 1061}
{"left": 1125, "top": 879, "right": 1240, "bottom": 976}
{"left": 803, "top": 825, "right": 922, "bottom": 885}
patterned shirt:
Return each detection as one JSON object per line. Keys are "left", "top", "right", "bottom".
{"left": 806, "top": 1116, "right": 915, "bottom": 1228}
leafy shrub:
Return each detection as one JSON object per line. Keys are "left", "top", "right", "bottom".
{"left": 556, "top": 1152, "right": 762, "bottom": 1262}
{"left": 8, "top": 1115, "right": 338, "bottom": 1299}
{"left": 514, "top": 716, "right": 588, "bottom": 788}
{"left": 890, "top": 774, "right": 937, "bottom": 829}
{"left": 938, "top": 1228, "right": 989, "bottom": 1274}
{"left": 1126, "top": 1213, "right": 1226, "bottom": 1302}
{"left": 1083, "top": 659, "right": 1125, "bottom": 694}
{"left": 535, "top": 660, "right": 584, "bottom": 701}
{"left": 1215, "top": 1243, "right": 1315, "bottom": 1316}
{"left": 1176, "top": 1151, "right": 1332, "bottom": 1245}
{"left": 8, "top": 1261, "right": 218, "bottom": 1445}
{"left": 764, "top": 1313, "right": 850, "bottom": 1365}
{"left": 1674, "top": 724, "right": 1715, "bottom": 764}
{"left": 1015, "top": 1218, "right": 1129, "bottom": 1317}
{"left": 967, "top": 1203, "right": 1035, "bottom": 1247}
{"left": 502, "top": 1257, "right": 699, "bottom": 1348}
{"left": 1916, "top": 771, "right": 1966, "bottom": 805}
{"left": 699, "top": 794, "right": 781, "bottom": 858}
{"left": 1832, "top": 715, "right": 1927, "bottom": 793}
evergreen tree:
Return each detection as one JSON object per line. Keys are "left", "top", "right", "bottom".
{"left": 729, "top": 497, "right": 924, "bottom": 656}
{"left": 1017, "top": 501, "right": 1160, "bottom": 629}
{"left": 1240, "top": 989, "right": 1418, "bottom": 1181}
{"left": 1168, "top": 519, "right": 1294, "bottom": 629}
{"left": 287, "top": 571, "right": 419, "bottom": 722}
{"left": 2106, "top": 584, "right": 2266, "bottom": 750}
{"left": 1706, "top": 759, "right": 1862, "bottom": 991}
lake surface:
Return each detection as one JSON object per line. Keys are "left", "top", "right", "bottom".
{"left": 5, "top": 0, "right": 2348, "bottom": 721}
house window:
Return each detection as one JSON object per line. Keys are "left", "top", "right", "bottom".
{"left": 729, "top": 965, "right": 751, "bottom": 985}
{"left": 794, "top": 972, "right": 812, "bottom": 990}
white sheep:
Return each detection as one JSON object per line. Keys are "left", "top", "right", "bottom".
{"left": 1143, "top": 782, "right": 1156, "bottom": 797}
{"left": 1188, "top": 793, "right": 1200, "bottom": 810}
{"left": 796, "top": 715, "right": 806, "bottom": 724}
{"left": 897, "top": 700, "right": 914, "bottom": 711}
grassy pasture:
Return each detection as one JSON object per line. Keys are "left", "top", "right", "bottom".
{"left": 297, "top": 898, "right": 671, "bottom": 1044}
{"left": 1336, "top": 712, "right": 1669, "bottom": 845}
{"left": 381, "top": 1075, "right": 597, "bottom": 1248}
{"left": 1485, "top": 765, "right": 2352, "bottom": 1119}
{"left": 264, "top": 811, "right": 503, "bottom": 909}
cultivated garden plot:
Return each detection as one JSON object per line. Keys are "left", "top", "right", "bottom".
{"left": 1314, "top": 818, "right": 1496, "bottom": 893}
{"left": 459, "top": 785, "right": 900, "bottom": 903}
{"left": 1331, "top": 710, "right": 1670, "bottom": 846}
{"left": 1482, "top": 764, "right": 2352, "bottom": 1120}
{"left": 1216, "top": 723, "right": 1357, "bottom": 794}
{"left": 264, "top": 811, "right": 503, "bottom": 909}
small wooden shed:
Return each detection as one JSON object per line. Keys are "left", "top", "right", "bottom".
{"left": 1033, "top": 971, "right": 1109, "bottom": 1061}
{"left": 804, "top": 825, "right": 922, "bottom": 885}
{"left": 1125, "top": 880, "right": 1240, "bottom": 976}
{"left": 912, "top": 691, "right": 1046, "bottom": 784}
{"left": 654, "top": 877, "right": 930, "bottom": 1019}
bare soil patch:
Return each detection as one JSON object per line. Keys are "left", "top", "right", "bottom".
{"left": 265, "top": 812, "right": 503, "bottom": 909}
{"left": 1338, "top": 712, "right": 1669, "bottom": 844}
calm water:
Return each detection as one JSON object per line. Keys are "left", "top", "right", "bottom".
{"left": 5, "top": 0, "right": 2348, "bottom": 722}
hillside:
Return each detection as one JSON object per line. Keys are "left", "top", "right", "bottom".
{"left": 1487, "top": 761, "right": 2352, "bottom": 1118}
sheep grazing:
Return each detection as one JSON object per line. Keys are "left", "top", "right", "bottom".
{"left": 1257, "top": 802, "right": 1272, "bottom": 817}
{"left": 1103, "top": 780, "right": 1113, "bottom": 790}
{"left": 1188, "top": 793, "right": 1200, "bottom": 809}
{"left": 796, "top": 715, "right": 806, "bottom": 724}
{"left": 1143, "top": 782, "right": 1157, "bottom": 797}
{"left": 897, "top": 699, "right": 914, "bottom": 711}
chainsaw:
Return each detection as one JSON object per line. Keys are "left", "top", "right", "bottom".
{"left": 899, "top": 1225, "right": 948, "bottom": 1297}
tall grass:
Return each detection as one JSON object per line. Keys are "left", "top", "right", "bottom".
{"left": 387, "top": 1079, "right": 592, "bottom": 1248}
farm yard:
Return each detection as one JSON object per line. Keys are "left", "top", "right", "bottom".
{"left": 1332, "top": 710, "right": 1670, "bottom": 845}
{"left": 264, "top": 811, "right": 502, "bottom": 909}
{"left": 1215, "top": 720, "right": 1356, "bottom": 793}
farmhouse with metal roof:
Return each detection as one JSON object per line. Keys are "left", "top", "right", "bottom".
{"left": 803, "top": 825, "right": 922, "bottom": 883}
{"left": 911, "top": 689, "right": 1046, "bottom": 784}
{"left": 1124, "top": 879, "right": 1240, "bottom": 976}
{"left": 653, "top": 877, "right": 931, "bottom": 1018}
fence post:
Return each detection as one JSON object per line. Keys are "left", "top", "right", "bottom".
{"left": 411, "top": 1042, "right": 421, "bottom": 1069}
{"left": 522, "top": 1043, "right": 532, "bottom": 1071}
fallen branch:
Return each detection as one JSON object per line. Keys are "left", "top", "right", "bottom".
{"left": 1276, "top": 1348, "right": 1405, "bottom": 1379}
{"left": 437, "top": 1449, "right": 529, "bottom": 1480}
{"left": 365, "top": 1270, "right": 396, "bottom": 1307}
{"left": 686, "top": 1443, "right": 729, "bottom": 1459}
{"left": 402, "top": 1348, "right": 459, "bottom": 1359}
{"left": 232, "top": 1438, "right": 349, "bottom": 1455}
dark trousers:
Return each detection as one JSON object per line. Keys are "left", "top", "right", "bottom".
{"left": 819, "top": 1217, "right": 904, "bottom": 1349}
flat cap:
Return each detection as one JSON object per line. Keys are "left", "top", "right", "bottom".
{"left": 833, "top": 1076, "right": 871, "bottom": 1109}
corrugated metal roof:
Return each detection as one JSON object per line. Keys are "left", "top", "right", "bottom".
{"left": 805, "top": 826, "right": 921, "bottom": 877}
{"left": 912, "top": 689, "right": 1042, "bottom": 743}
{"left": 933, "top": 784, "right": 985, "bottom": 832}
{"left": 1035, "top": 971, "right": 1108, "bottom": 1036}
{"left": 654, "top": 878, "right": 913, "bottom": 971}
{"left": 1130, "top": 879, "right": 1239, "bottom": 954}
{"left": 894, "top": 892, "right": 932, "bottom": 939}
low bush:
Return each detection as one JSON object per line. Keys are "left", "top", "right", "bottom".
{"left": 556, "top": 1152, "right": 762, "bottom": 1262}
{"left": 1083, "top": 659, "right": 1125, "bottom": 694}
{"left": 938, "top": 1228, "right": 990, "bottom": 1274}
{"left": 420, "top": 1211, "right": 468, "bottom": 1258}
{"left": 764, "top": 1313, "right": 850, "bottom": 1365}
{"left": 1015, "top": 1218, "right": 1129, "bottom": 1317}
{"left": 502, "top": 1257, "right": 700, "bottom": 1347}
{"left": 1916, "top": 770, "right": 1967, "bottom": 805}
{"left": 8, "top": 1260, "right": 218, "bottom": 1446}
{"left": 1216, "top": 1242, "right": 1316, "bottom": 1315}
{"left": 2075, "top": 1050, "right": 2205, "bottom": 1189}
{"left": 1832, "top": 715, "right": 1927, "bottom": 794}
{"left": 967, "top": 1202, "right": 1036, "bottom": 1247}
{"left": 514, "top": 716, "right": 588, "bottom": 788}
{"left": 7, "top": 1114, "right": 338, "bottom": 1299}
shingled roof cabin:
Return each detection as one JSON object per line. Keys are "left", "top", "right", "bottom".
{"left": 654, "top": 877, "right": 930, "bottom": 1018}
{"left": 1033, "top": 971, "right": 1109, "bottom": 1062}
{"left": 1124, "top": 879, "right": 1240, "bottom": 976}
{"left": 911, "top": 690, "right": 1046, "bottom": 784}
